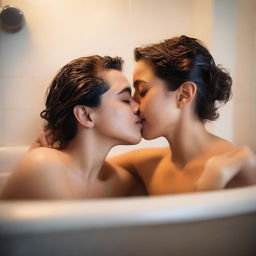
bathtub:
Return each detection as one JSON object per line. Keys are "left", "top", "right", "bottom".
{"left": 0, "top": 146, "right": 255, "bottom": 256}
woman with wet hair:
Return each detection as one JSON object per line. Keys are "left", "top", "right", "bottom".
{"left": 111, "top": 35, "right": 256, "bottom": 193}
{"left": 2, "top": 55, "right": 145, "bottom": 199}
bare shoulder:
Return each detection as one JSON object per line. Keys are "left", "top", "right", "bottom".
{"left": 15, "top": 147, "right": 64, "bottom": 173}
{"left": 211, "top": 135, "right": 236, "bottom": 154}
{"left": 1, "top": 147, "right": 70, "bottom": 199}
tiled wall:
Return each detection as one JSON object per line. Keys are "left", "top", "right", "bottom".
{"left": 0, "top": 0, "right": 255, "bottom": 152}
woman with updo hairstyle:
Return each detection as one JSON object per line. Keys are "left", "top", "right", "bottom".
{"left": 134, "top": 35, "right": 232, "bottom": 122}
{"left": 111, "top": 35, "right": 256, "bottom": 193}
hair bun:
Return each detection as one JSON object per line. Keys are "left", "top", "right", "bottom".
{"left": 209, "top": 64, "right": 232, "bottom": 103}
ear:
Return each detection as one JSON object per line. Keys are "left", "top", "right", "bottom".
{"left": 176, "top": 81, "right": 197, "bottom": 108}
{"left": 73, "top": 105, "right": 95, "bottom": 128}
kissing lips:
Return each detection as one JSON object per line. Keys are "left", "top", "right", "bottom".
{"left": 135, "top": 119, "right": 143, "bottom": 129}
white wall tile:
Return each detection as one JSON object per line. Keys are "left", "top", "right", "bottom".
{"left": 2, "top": 110, "right": 43, "bottom": 146}
{"left": 233, "top": 0, "right": 256, "bottom": 102}
{"left": 0, "top": 111, "right": 5, "bottom": 146}
{"left": 233, "top": 0, "right": 256, "bottom": 150}
{"left": 212, "top": 0, "right": 237, "bottom": 142}
{"left": 0, "top": 83, "right": 4, "bottom": 110}
{"left": 0, "top": 78, "right": 47, "bottom": 111}
{"left": 234, "top": 101, "right": 256, "bottom": 151}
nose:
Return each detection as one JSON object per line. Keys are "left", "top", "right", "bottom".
{"left": 132, "top": 92, "right": 140, "bottom": 104}
{"left": 131, "top": 98, "right": 140, "bottom": 114}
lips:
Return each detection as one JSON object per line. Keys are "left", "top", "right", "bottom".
{"left": 139, "top": 113, "right": 145, "bottom": 122}
{"left": 135, "top": 118, "right": 143, "bottom": 129}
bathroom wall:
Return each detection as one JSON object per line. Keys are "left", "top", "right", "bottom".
{"left": 233, "top": 0, "right": 256, "bottom": 151}
{"left": 212, "top": 0, "right": 256, "bottom": 151}
{"left": 210, "top": 0, "right": 237, "bottom": 142}
{"left": 0, "top": 0, "right": 255, "bottom": 154}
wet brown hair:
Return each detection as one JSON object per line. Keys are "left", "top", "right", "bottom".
{"left": 134, "top": 35, "right": 232, "bottom": 122}
{"left": 40, "top": 55, "right": 123, "bottom": 149}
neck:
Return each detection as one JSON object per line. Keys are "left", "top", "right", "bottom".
{"left": 61, "top": 129, "right": 114, "bottom": 182}
{"left": 165, "top": 112, "right": 214, "bottom": 169}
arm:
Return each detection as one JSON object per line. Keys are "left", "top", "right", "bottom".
{"left": 29, "top": 130, "right": 60, "bottom": 151}
{"left": 195, "top": 146, "right": 256, "bottom": 191}
{"left": 106, "top": 148, "right": 169, "bottom": 195}
{"left": 103, "top": 160, "right": 147, "bottom": 196}
{"left": 108, "top": 147, "right": 169, "bottom": 195}
{"left": 109, "top": 147, "right": 170, "bottom": 175}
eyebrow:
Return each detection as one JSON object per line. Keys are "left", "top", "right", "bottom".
{"left": 133, "top": 79, "right": 147, "bottom": 88}
{"left": 117, "top": 87, "right": 132, "bottom": 95}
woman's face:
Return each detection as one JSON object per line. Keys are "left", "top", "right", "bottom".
{"left": 95, "top": 69, "right": 142, "bottom": 145}
{"left": 133, "top": 60, "right": 180, "bottom": 140}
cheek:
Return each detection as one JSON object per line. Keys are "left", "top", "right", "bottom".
{"left": 100, "top": 103, "right": 133, "bottom": 128}
{"left": 114, "top": 103, "right": 133, "bottom": 121}
{"left": 140, "top": 90, "right": 166, "bottom": 119}
{"left": 140, "top": 90, "right": 179, "bottom": 127}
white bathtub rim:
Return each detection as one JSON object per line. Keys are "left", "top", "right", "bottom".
{"left": 0, "top": 185, "right": 255, "bottom": 235}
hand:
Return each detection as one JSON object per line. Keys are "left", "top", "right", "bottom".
{"left": 195, "top": 146, "right": 256, "bottom": 191}
{"left": 29, "top": 129, "right": 60, "bottom": 151}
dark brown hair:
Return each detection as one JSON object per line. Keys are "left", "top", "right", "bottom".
{"left": 40, "top": 55, "right": 123, "bottom": 149}
{"left": 134, "top": 35, "right": 232, "bottom": 122}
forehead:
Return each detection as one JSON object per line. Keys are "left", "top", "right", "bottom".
{"left": 104, "top": 69, "right": 130, "bottom": 92}
{"left": 133, "top": 60, "right": 155, "bottom": 81}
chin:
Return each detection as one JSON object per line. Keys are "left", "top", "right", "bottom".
{"left": 122, "top": 133, "right": 142, "bottom": 145}
{"left": 129, "top": 135, "right": 142, "bottom": 145}
{"left": 141, "top": 129, "right": 159, "bottom": 140}
{"left": 142, "top": 135, "right": 156, "bottom": 140}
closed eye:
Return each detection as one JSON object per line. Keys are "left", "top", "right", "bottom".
{"left": 139, "top": 89, "right": 148, "bottom": 97}
{"left": 118, "top": 87, "right": 133, "bottom": 104}
{"left": 122, "top": 99, "right": 131, "bottom": 104}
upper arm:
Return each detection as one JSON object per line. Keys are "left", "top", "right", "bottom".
{"left": 108, "top": 147, "right": 170, "bottom": 175}
{"left": 1, "top": 149, "right": 71, "bottom": 200}
{"left": 102, "top": 161, "right": 147, "bottom": 196}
